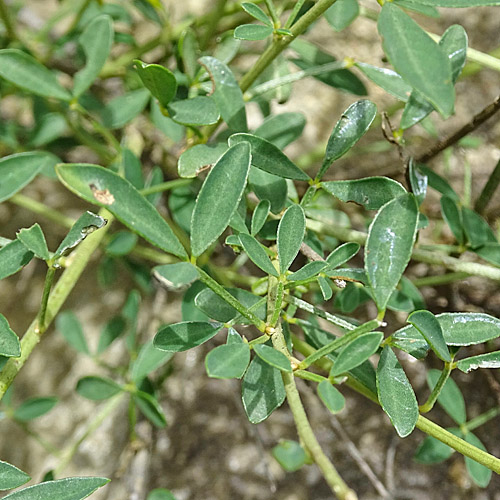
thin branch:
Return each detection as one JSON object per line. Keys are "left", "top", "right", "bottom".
{"left": 474, "top": 158, "right": 500, "bottom": 214}
{"left": 416, "top": 95, "right": 500, "bottom": 164}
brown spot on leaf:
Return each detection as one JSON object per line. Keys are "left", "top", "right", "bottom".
{"left": 90, "top": 183, "right": 115, "bottom": 205}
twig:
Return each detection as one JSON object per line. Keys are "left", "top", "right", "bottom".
{"left": 300, "top": 242, "right": 324, "bottom": 262}
{"left": 416, "top": 95, "right": 500, "bottom": 164}
{"left": 474, "top": 158, "right": 500, "bottom": 214}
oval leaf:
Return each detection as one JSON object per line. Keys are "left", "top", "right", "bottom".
{"left": 249, "top": 167, "right": 287, "bottom": 214}
{"left": 288, "top": 261, "right": 328, "bottom": 282}
{"left": 377, "top": 346, "right": 419, "bottom": 437}
{"left": 178, "top": 143, "right": 227, "bottom": 178}
{"left": 325, "top": 242, "right": 360, "bottom": 269}
{"left": 56, "top": 164, "right": 186, "bottom": 258}
{"left": 277, "top": 204, "right": 306, "bottom": 274}
{"left": 378, "top": 3, "right": 454, "bottom": 118}
{"left": 134, "top": 60, "right": 177, "bottom": 107}
{"left": 365, "top": 194, "right": 419, "bottom": 311}
{"left": 427, "top": 369, "right": 466, "bottom": 424}
{"left": 73, "top": 15, "right": 113, "bottom": 97}
{"left": 241, "top": 2, "right": 272, "bottom": 25}
{"left": 229, "top": 133, "right": 310, "bottom": 181}
{"left": 325, "top": 0, "right": 359, "bottom": 32}
{"left": 319, "top": 100, "right": 377, "bottom": 179}
{"left": 331, "top": 332, "right": 383, "bottom": 377}
{"left": 0, "top": 49, "right": 71, "bottom": 101}
{"left": 1, "top": 477, "right": 109, "bottom": 500}
{"left": 16, "top": 223, "right": 49, "bottom": 260}
{"left": 131, "top": 340, "right": 174, "bottom": 383}
{"left": 205, "top": 343, "right": 250, "bottom": 379}
{"left": 253, "top": 344, "right": 292, "bottom": 372}
{"left": 254, "top": 112, "right": 306, "bottom": 149}
{"left": 355, "top": 62, "right": 412, "bottom": 101}
{"left": 239, "top": 233, "right": 278, "bottom": 277}
{"left": 56, "top": 311, "right": 89, "bottom": 355}
{"left": 0, "top": 152, "right": 56, "bottom": 203}
{"left": 241, "top": 355, "right": 286, "bottom": 424}
{"left": 101, "top": 88, "right": 150, "bottom": 129}
{"left": 199, "top": 56, "right": 247, "bottom": 132}
{"left": 234, "top": 24, "right": 273, "bottom": 41}
{"left": 153, "top": 262, "right": 199, "bottom": 289}
{"left": 0, "top": 461, "right": 30, "bottom": 491}
{"left": 168, "top": 96, "right": 220, "bottom": 126}
{"left": 154, "top": 321, "right": 221, "bottom": 352}
{"left": 251, "top": 200, "right": 271, "bottom": 235}
{"left": 0, "top": 240, "right": 33, "bottom": 281}
{"left": 272, "top": 440, "right": 307, "bottom": 472}
{"left": 464, "top": 433, "right": 492, "bottom": 488}
{"left": 134, "top": 390, "right": 167, "bottom": 428}
{"left": 408, "top": 310, "right": 451, "bottom": 362}
{"left": 457, "top": 350, "right": 500, "bottom": 373}
{"left": 13, "top": 397, "right": 58, "bottom": 421}
{"left": 322, "top": 177, "right": 406, "bottom": 210}
{"left": 317, "top": 380, "right": 345, "bottom": 413}
{"left": 191, "top": 142, "right": 251, "bottom": 256}
{"left": 0, "top": 314, "right": 21, "bottom": 358}
{"left": 76, "top": 376, "right": 122, "bottom": 401}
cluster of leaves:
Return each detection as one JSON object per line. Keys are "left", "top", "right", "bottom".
{"left": 1, "top": 0, "right": 500, "bottom": 498}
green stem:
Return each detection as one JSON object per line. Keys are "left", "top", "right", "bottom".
{"left": 269, "top": 281, "right": 284, "bottom": 327}
{"left": 0, "top": 0, "right": 17, "bottom": 41}
{"left": 474, "top": 158, "right": 500, "bottom": 215}
{"left": 299, "top": 319, "right": 380, "bottom": 370}
{"left": 419, "top": 364, "right": 452, "bottom": 413}
{"left": 267, "top": 276, "right": 356, "bottom": 499}
{"left": 10, "top": 194, "right": 75, "bottom": 228}
{"left": 38, "top": 267, "right": 56, "bottom": 330}
{"left": 305, "top": 218, "right": 500, "bottom": 282}
{"left": 412, "top": 272, "right": 469, "bottom": 288}
{"left": 239, "top": 0, "right": 339, "bottom": 93}
{"left": 139, "top": 178, "right": 192, "bottom": 196}
{"left": 0, "top": 210, "right": 113, "bottom": 401}
{"left": 284, "top": 0, "right": 307, "bottom": 28}
{"left": 54, "top": 393, "right": 125, "bottom": 476}
{"left": 294, "top": 369, "right": 328, "bottom": 383}
{"left": 265, "top": 0, "right": 280, "bottom": 26}
{"left": 196, "top": 267, "right": 267, "bottom": 332}
{"left": 66, "top": 0, "right": 92, "bottom": 35}
{"left": 465, "top": 406, "right": 500, "bottom": 432}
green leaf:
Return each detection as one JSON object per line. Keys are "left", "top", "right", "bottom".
{"left": 462, "top": 207, "right": 497, "bottom": 249}
{"left": 401, "top": 25, "right": 467, "bottom": 129}
{"left": 234, "top": 24, "right": 273, "bottom": 41}
{"left": 291, "top": 39, "right": 367, "bottom": 96}
{"left": 178, "top": 143, "right": 227, "bottom": 178}
{"left": 0, "top": 313, "right": 21, "bottom": 358}
{"left": 1, "top": 477, "right": 109, "bottom": 500}
{"left": 407, "top": 310, "right": 451, "bottom": 362}
{"left": 101, "top": 88, "right": 150, "bottom": 129}
{"left": 365, "top": 194, "right": 419, "bottom": 311}
{"left": 56, "top": 311, "right": 90, "bottom": 355}
{"left": 151, "top": 101, "right": 185, "bottom": 140}
{"left": 253, "top": 344, "right": 292, "bottom": 372}
{"left": 331, "top": 332, "right": 383, "bottom": 376}
{"left": 56, "top": 164, "right": 186, "bottom": 258}
{"left": 191, "top": 142, "right": 251, "bottom": 256}
{"left": 239, "top": 233, "right": 278, "bottom": 277}
{"left": 327, "top": 267, "right": 367, "bottom": 284}
{"left": 414, "top": 433, "right": 456, "bottom": 464}
{"left": 322, "top": 177, "right": 406, "bottom": 210}
{"left": 249, "top": 167, "right": 287, "bottom": 214}
{"left": 325, "top": 242, "right": 360, "bottom": 269}
{"left": 0, "top": 461, "right": 30, "bottom": 491}
{"left": 241, "top": 355, "right": 286, "bottom": 423}
{"left": 318, "top": 100, "right": 377, "bottom": 179}
{"left": 474, "top": 243, "right": 500, "bottom": 267}
{"left": 205, "top": 343, "right": 250, "bottom": 379}
{"left": 378, "top": 3, "right": 454, "bottom": 118}
{"left": 251, "top": 200, "right": 271, "bottom": 236}
{"left": 464, "top": 433, "right": 492, "bottom": 488}
{"left": 147, "top": 489, "right": 177, "bottom": 500}
{"left": 105, "top": 231, "right": 138, "bottom": 256}
{"left": 254, "top": 112, "right": 306, "bottom": 149}
{"left": 272, "top": 440, "right": 307, "bottom": 472}
{"left": 16, "top": 223, "right": 49, "bottom": 260}
{"left": 55, "top": 211, "right": 107, "bottom": 258}
{"left": 418, "top": 165, "right": 459, "bottom": 201}
{"left": 154, "top": 321, "right": 221, "bottom": 352}
{"left": 228, "top": 133, "right": 310, "bottom": 181}
{"left": 277, "top": 204, "right": 305, "bottom": 274}
{"left": 288, "top": 261, "right": 328, "bottom": 281}
{"left": 427, "top": 369, "right": 466, "bottom": 424}
{"left": 394, "top": 0, "right": 440, "bottom": 16}
{"left": 377, "top": 346, "right": 419, "bottom": 437}
{"left": 97, "top": 316, "right": 126, "bottom": 353}
{"left": 317, "top": 380, "right": 345, "bottom": 413}
{"left": 73, "top": 15, "right": 113, "bottom": 97}
{"left": 456, "top": 350, "right": 500, "bottom": 373}
{"left": 440, "top": 197, "right": 464, "bottom": 245}
{"left": 13, "top": 397, "right": 58, "bottom": 421}
{"left": 318, "top": 275, "right": 333, "bottom": 301}
{"left": 0, "top": 240, "right": 34, "bottom": 281}
{"left": 0, "top": 152, "right": 56, "bottom": 203}
{"left": 168, "top": 96, "right": 220, "bottom": 126}
{"left": 199, "top": 56, "right": 247, "bottom": 132}
{"left": 355, "top": 63, "right": 412, "bottom": 102}
{"left": 324, "top": 0, "right": 359, "bottom": 31}
{"left": 131, "top": 340, "right": 174, "bottom": 383}
{"left": 134, "top": 391, "right": 167, "bottom": 428}
{"left": 0, "top": 49, "right": 71, "bottom": 101}
{"left": 241, "top": 2, "right": 273, "bottom": 25}
{"left": 134, "top": 60, "right": 177, "bottom": 107}
{"left": 76, "top": 376, "right": 122, "bottom": 400}
{"left": 194, "top": 288, "right": 266, "bottom": 324}
{"left": 153, "top": 262, "right": 199, "bottom": 289}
